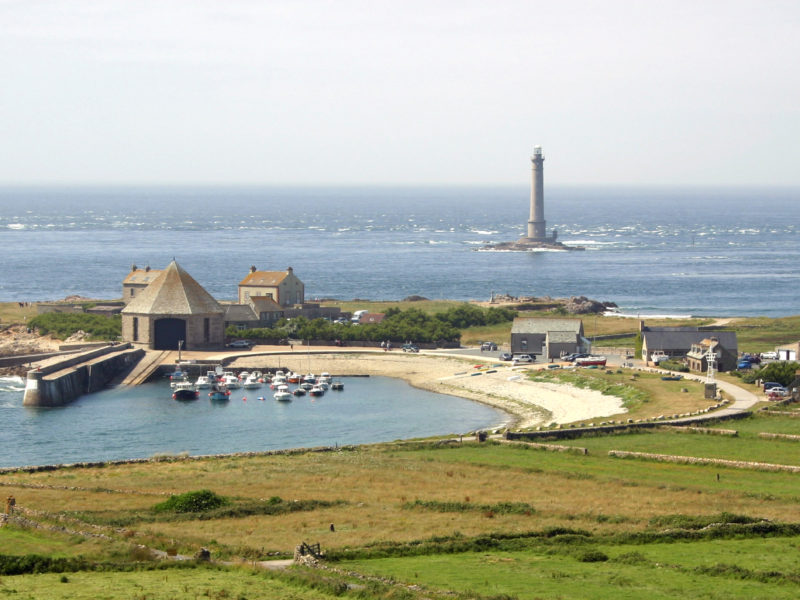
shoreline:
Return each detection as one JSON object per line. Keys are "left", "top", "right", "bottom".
{"left": 228, "top": 351, "right": 627, "bottom": 429}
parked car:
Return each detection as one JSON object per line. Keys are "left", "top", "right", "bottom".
{"left": 513, "top": 354, "right": 534, "bottom": 363}
{"left": 767, "top": 386, "right": 789, "bottom": 397}
{"left": 761, "top": 351, "right": 778, "bottom": 360}
{"left": 480, "top": 341, "right": 498, "bottom": 352}
{"left": 737, "top": 360, "right": 753, "bottom": 370}
{"left": 763, "top": 381, "right": 783, "bottom": 392}
{"left": 226, "top": 339, "right": 252, "bottom": 349}
{"left": 402, "top": 343, "right": 419, "bottom": 353}
{"left": 499, "top": 352, "right": 513, "bottom": 361}
{"left": 563, "top": 353, "right": 589, "bottom": 362}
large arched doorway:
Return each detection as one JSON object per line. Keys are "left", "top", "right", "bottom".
{"left": 154, "top": 318, "right": 186, "bottom": 350}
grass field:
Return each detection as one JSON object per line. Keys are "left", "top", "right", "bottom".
{"left": 2, "top": 408, "right": 800, "bottom": 598}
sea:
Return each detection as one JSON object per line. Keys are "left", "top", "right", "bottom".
{"left": 1, "top": 185, "right": 798, "bottom": 467}
{"left": 1, "top": 184, "right": 798, "bottom": 317}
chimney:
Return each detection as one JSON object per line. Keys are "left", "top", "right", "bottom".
{"left": 250, "top": 265, "right": 257, "bottom": 273}
{"left": 145, "top": 265, "right": 151, "bottom": 272}
{"left": 131, "top": 264, "right": 137, "bottom": 272}
{"left": 287, "top": 266, "right": 293, "bottom": 273}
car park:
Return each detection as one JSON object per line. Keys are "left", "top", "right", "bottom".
{"left": 226, "top": 339, "right": 252, "bottom": 349}
{"left": 499, "top": 352, "right": 513, "bottom": 361}
{"left": 761, "top": 351, "right": 778, "bottom": 360}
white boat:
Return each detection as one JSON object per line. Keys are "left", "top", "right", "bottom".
{"left": 195, "top": 375, "right": 212, "bottom": 389}
{"left": 303, "top": 373, "right": 316, "bottom": 383}
{"left": 651, "top": 351, "right": 668, "bottom": 364}
{"left": 270, "top": 375, "right": 287, "bottom": 389}
{"left": 223, "top": 374, "right": 241, "bottom": 389}
{"left": 317, "top": 381, "right": 329, "bottom": 391}
{"left": 330, "top": 380, "right": 344, "bottom": 391}
{"left": 309, "top": 385, "right": 325, "bottom": 397}
{"left": 292, "top": 387, "right": 307, "bottom": 397}
{"left": 243, "top": 375, "right": 262, "bottom": 389}
{"left": 273, "top": 384, "right": 292, "bottom": 402}
{"left": 238, "top": 371, "right": 250, "bottom": 381}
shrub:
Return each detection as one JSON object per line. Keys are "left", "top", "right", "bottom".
{"left": 28, "top": 313, "right": 121, "bottom": 340}
{"left": 577, "top": 549, "right": 609, "bottom": 562}
{"left": 153, "top": 490, "right": 229, "bottom": 514}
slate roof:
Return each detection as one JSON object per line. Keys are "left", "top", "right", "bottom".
{"left": 224, "top": 304, "right": 258, "bottom": 322}
{"left": 547, "top": 330, "right": 579, "bottom": 343}
{"left": 240, "top": 271, "right": 289, "bottom": 286}
{"left": 512, "top": 318, "right": 583, "bottom": 334}
{"left": 121, "top": 261, "right": 223, "bottom": 315}
{"left": 123, "top": 268, "right": 162, "bottom": 285}
{"left": 643, "top": 330, "right": 737, "bottom": 351}
{"left": 250, "top": 296, "right": 284, "bottom": 312}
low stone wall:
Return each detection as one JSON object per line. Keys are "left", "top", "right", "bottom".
{"left": 608, "top": 449, "right": 800, "bottom": 473}
{"left": 505, "top": 411, "right": 749, "bottom": 442}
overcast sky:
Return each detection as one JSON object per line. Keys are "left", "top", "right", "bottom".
{"left": 1, "top": 0, "right": 798, "bottom": 186}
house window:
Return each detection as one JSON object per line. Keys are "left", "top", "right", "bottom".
{"left": 236, "top": 324, "right": 246, "bottom": 331}
{"left": 130, "top": 288, "right": 135, "bottom": 297}
{"left": 521, "top": 339, "right": 528, "bottom": 350}
{"left": 132, "top": 317, "right": 138, "bottom": 341}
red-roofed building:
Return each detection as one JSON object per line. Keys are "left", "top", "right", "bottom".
{"left": 238, "top": 266, "right": 304, "bottom": 307}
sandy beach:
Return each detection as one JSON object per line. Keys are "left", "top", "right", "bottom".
{"left": 229, "top": 350, "right": 626, "bottom": 429}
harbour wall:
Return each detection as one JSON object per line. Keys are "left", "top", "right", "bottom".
{"left": 23, "top": 344, "right": 144, "bottom": 407}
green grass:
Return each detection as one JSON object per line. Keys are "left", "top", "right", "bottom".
{"left": 0, "top": 566, "right": 350, "bottom": 600}
{"left": 338, "top": 536, "right": 800, "bottom": 599}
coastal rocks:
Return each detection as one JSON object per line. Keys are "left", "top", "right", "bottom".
{"left": 563, "top": 296, "right": 617, "bottom": 314}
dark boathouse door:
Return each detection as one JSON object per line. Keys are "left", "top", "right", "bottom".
{"left": 153, "top": 318, "right": 186, "bottom": 350}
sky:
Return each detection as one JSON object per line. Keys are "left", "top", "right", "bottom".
{"left": 0, "top": 0, "right": 798, "bottom": 186}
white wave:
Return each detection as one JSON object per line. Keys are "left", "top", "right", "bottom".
{"left": 605, "top": 310, "right": 694, "bottom": 319}
{"left": 6, "top": 223, "right": 25, "bottom": 230}
{"left": 469, "top": 229, "right": 499, "bottom": 235}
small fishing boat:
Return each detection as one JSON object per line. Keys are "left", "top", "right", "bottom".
{"left": 576, "top": 355, "right": 607, "bottom": 367}
{"left": 223, "top": 374, "right": 241, "bottom": 389}
{"left": 309, "top": 385, "right": 325, "bottom": 397}
{"left": 303, "top": 373, "right": 316, "bottom": 383}
{"left": 330, "top": 381, "right": 344, "bottom": 391}
{"left": 287, "top": 372, "right": 301, "bottom": 384}
{"left": 172, "top": 381, "right": 199, "bottom": 401}
{"left": 292, "top": 387, "right": 306, "bottom": 397}
{"left": 243, "top": 374, "right": 262, "bottom": 389}
{"left": 195, "top": 375, "right": 212, "bottom": 389}
{"left": 274, "top": 384, "right": 292, "bottom": 402}
{"left": 209, "top": 383, "right": 231, "bottom": 401}
{"left": 300, "top": 381, "right": 314, "bottom": 391}
{"left": 270, "top": 375, "right": 287, "bottom": 389}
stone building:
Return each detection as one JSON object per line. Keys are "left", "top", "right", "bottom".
{"left": 640, "top": 324, "right": 737, "bottom": 369}
{"left": 238, "top": 266, "right": 304, "bottom": 307}
{"left": 510, "top": 317, "right": 588, "bottom": 359}
{"left": 686, "top": 337, "right": 737, "bottom": 373}
{"left": 121, "top": 261, "right": 224, "bottom": 350}
{"left": 122, "top": 265, "right": 163, "bottom": 305}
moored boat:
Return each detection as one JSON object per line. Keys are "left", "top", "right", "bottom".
{"left": 330, "top": 381, "right": 344, "bottom": 391}
{"left": 243, "top": 375, "right": 262, "bottom": 389}
{"left": 209, "top": 382, "right": 231, "bottom": 401}
{"left": 195, "top": 375, "right": 212, "bottom": 389}
{"left": 576, "top": 355, "right": 607, "bottom": 367}
{"left": 172, "top": 381, "right": 199, "bottom": 401}
{"left": 292, "top": 387, "right": 306, "bottom": 397}
{"left": 274, "top": 384, "right": 292, "bottom": 402}
{"left": 309, "top": 385, "right": 325, "bottom": 397}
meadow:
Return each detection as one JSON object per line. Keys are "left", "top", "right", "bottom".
{"left": 2, "top": 404, "right": 800, "bottom": 599}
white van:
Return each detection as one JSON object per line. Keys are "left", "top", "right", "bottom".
{"left": 351, "top": 310, "right": 368, "bottom": 322}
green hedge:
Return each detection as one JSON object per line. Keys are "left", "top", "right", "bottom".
{"left": 28, "top": 313, "right": 121, "bottom": 341}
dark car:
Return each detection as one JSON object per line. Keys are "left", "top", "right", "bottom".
{"left": 402, "top": 343, "right": 419, "bottom": 353}
{"left": 563, "top": 353, "right": 589, "bottom": 362}
{"left": 499, "top": 352, "right": 513, "bottom": 361}
{"left": 480, "top": 341, "right": 498, "bottom": 351}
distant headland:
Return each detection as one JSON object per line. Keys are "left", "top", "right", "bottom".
{"left": 483, "top": 146, "right": 584, "bottom": 252}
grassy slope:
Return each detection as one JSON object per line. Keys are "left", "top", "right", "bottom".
{"left": 3, "top": 408, "right": 800, "bottom": 598}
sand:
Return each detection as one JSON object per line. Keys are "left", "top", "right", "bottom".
{"left": 228, "top": 350, "right": 626, "bottom": 429}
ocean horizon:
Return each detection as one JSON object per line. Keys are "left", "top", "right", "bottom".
{"left": 1, "top": 184, "right": 798, "bottom": 317}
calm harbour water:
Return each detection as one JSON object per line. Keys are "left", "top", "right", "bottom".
{"left": 0, "top": 375, "right": 505, "bottom": 469}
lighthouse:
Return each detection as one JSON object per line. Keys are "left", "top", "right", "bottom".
{"left": 484, "top": 147, "right": 583, "bottom": 251}
{"left": 521, "top": 146, "right": 557, "bottom": 244}
{"left": 527, "top": 146, "right": 547, "bottom": 240}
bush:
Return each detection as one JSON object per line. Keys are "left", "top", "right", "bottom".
{"left": 28, "top": 313, "right": 121, "bottom": 340}
{"left": 577, "top": 549, "right": 609, "bottom": 562}
{"left": 153, "top": 490, "right": 229, "bottom": 514}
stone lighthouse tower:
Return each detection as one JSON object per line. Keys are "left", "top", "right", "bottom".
{"left": 527, "top": 146, "right": 547, "bottom": 240}
{"left": 519, "top": 146, "right": 557, "bottom": 244}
